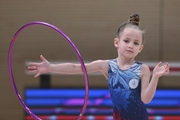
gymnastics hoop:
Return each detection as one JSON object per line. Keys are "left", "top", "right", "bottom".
{"left": 8, "top": 21, "right": 89, "bottom": 120}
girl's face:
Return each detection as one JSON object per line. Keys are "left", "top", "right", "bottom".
{"left": 114, "top": 27, "right": 144, "bottom": 59}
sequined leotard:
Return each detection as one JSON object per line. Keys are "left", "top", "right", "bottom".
{"left": 107, "top": 59, "right": 148, "bottom": 120}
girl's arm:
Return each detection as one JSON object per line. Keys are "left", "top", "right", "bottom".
{"left": 140, "top": 62, "right": 170, "bottom": 104}
{"left": 28, "top": 55, "right": 109, "bottom": 78}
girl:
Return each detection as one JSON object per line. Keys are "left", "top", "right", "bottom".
{"left": 28, "top": 14, "right": 170, "bottom": 120}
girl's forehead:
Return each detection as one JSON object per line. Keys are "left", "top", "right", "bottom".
{"left": 120, "top": 28, "right": 143, "bottom": 42}
{"left": 123, "top": 27, "right": 142, "bottom": 34}
{"left": 121, "top": 28, "right": 142, "bottom": 37}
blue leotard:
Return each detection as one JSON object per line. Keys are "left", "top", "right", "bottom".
{"left": 107, "top": 59, "right": 148, "bottom": 120}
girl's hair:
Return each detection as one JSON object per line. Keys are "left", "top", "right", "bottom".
{"left": 117, "top": 14, "right": 144, "bottom": 42}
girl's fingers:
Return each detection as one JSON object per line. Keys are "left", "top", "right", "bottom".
{"left": 167, "top": 62, "right": 170, "bottom": 69}
{"left": 29, "top": 62, "right": 38, "bottom": 66}
{"left": 158, "top": 61, "right": 162, "bottom": 67}
{"left": 164, "top": 63, "right": 170, "bottom": 73}
{"left": 29, "top": 70, "right": 38, "bottom": 73}
{"left": 28, "top": 66, "right": 37, "bottom": 70}
{"left": 165, "top": 63, "right": 170, "bottom": 69}
{"left": 40, "top": 55, "right": 47, "bottom": 62}
{"left": 34, "top": 73, "right": 40, "bottom": 78}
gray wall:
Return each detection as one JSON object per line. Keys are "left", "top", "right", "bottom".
{"left": 1, "top": 0, "right": 180, "bottom": 119}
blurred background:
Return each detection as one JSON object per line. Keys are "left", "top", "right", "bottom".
{"left": 1, "top": 0, "right": 180, "bottom": 120}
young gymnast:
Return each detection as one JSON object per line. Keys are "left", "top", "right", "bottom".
{"left": 28, "top": 14, "right": 170, "bottom": 120}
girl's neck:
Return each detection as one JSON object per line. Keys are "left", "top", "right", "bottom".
{"left": 116, "top": 57, "right": 135, "bottom": 70}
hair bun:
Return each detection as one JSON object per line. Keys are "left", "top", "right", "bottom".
{"left": 129, "top": 14, "right": 140, "bottom": 26}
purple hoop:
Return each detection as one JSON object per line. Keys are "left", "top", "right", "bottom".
{"left": 8, "top": 21, "right": 89, "bottom": 120}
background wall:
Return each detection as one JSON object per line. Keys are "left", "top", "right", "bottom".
{"left": 0, "top": 0, "right": 180, "bottom": 120}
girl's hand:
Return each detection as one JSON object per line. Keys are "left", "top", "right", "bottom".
{"left": 153, "top": 62, "right": 170, "bottom": 78}
{"left": 28, "top": 55, "right": 50, "bottom": 78}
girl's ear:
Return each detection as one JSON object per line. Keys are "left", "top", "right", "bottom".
{"left": 114, "top": 38, "right": 119, "bottom": 48}
{"left": 139, "top": 45, "right": 144, "bottom": 53}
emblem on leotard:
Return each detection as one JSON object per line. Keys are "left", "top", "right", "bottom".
{"left": 129, "top": 79, "right": 139, "bottom": 89}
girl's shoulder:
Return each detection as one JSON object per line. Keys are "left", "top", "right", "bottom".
{"left": 135, "top": 61, "right": 149, "bottom": 70}
{"left": 140, "top": 63, "right": 151, "bottom": 77}
{"left": 141, "top": 63, "right": 150, "bottom": 70}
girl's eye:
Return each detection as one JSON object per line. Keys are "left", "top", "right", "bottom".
{"left": 124, "top": 40, "right": 129, "bottom": 43}
{"left": 134, "top": 42, "right": 139, "bottom": 45}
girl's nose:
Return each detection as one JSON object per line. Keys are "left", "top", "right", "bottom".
{"left": 128, "top": 43, "right": 133, "bottom": 48}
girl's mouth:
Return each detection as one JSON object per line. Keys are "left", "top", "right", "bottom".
{"left": 126, "top": 50, "right": 133, "bottom": 53}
